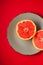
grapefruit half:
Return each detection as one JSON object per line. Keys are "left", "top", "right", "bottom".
{"left": 32, "top": 30, "right": 43, "bottom": 50}
{"left": 16, "top": 20, "right": 36, "bottom": 40}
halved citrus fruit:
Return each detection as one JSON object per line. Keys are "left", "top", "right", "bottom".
{"left": 32, "top": 30, "right": 43, "bottom": 50}
{"left": 16, "top": 20, "right": 36, "bottom": 40}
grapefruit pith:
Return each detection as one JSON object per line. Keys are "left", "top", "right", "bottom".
{"left": 32, "top": 30, "right": 43, "bottom": 50}
{"left": 16, "top": 20, "right": 36, "bottom": 40}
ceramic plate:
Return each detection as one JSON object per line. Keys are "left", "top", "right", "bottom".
{"left": 7, "top": 12, "right": 43, "bottom": 55}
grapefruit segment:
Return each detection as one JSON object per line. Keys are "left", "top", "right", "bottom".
{"left": 16, "top": 20, "right": 36, "bottom": 40}
{"left": 32, "top": 30, "right": 43, "bottom": 50}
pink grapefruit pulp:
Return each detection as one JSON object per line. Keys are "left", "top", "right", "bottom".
{"left": 32, "top": 30, "right": 43, "bottom": 50}
{"left": 16, "top": 20, "right": 36, "bottom": 40}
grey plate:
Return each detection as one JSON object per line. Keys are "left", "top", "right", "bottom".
{"left": 7, "top": 12, "right": 43, "bottom": 55}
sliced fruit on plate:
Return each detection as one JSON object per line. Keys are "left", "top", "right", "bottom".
{"left": 16, "top": 20, "right": 36, "bottom": 40}
{"left": 32, "top": 30, "right": 43, "bottom": 50}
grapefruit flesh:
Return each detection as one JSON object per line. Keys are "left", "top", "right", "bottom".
{"left": 16, "top": 20, "right": 36, "bottom": 40}
{"left": 32, "top": 30, "right": 43, "bottom": 50}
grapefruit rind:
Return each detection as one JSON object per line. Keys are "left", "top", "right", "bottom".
{"left": 32, "top": 30, "right": 43, "bottom": 50}
{"left": 16, "top": 20, "right": 36, "bottom": 40}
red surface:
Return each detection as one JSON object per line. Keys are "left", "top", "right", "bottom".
{"left": 0, "top": 0, "right": 43, "bottom": 65}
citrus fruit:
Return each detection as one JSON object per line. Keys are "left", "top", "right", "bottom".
{"left": 16, "top": 20, "right": 36, "bottom": 40}
{"left": 32, "top": 30, "right": 43, "bottom": 50}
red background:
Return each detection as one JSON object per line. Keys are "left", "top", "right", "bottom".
{"left": 0, "top": 0, "right": 43, "bottom": 65}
